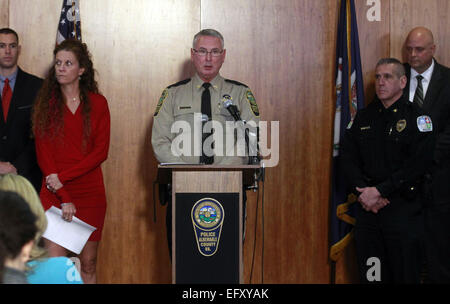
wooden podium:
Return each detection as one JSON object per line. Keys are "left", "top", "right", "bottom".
{"left": 157, "top": 164, "right": 259, "bottom": 284}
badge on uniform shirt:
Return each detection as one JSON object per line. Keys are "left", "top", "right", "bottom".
{"left": 154, "top": 89, "right": 168, "bottom": 116}
{"left": 417, "top": 115, "right": 433, "bottom": 132}
{"left": 221, "top": 94, "right": 232, "bottom": 105}
{"left": 396, "top": 119, "right": 407, "bottom": 132}
{"left": 246, "top": 90, "right": 260, "bottom": 117}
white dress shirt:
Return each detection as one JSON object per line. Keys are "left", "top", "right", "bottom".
{"left": 409, "top": 59, "right": 435, "bottom": 102}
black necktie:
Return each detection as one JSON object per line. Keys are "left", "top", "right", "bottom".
{"left": 201, "top": 83, "right": 214, "bottom": 164}
{"left": 413, "top": 75, "right": 424, "bottom": 108}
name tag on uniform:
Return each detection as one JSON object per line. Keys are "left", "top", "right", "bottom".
{"left": 179, "top": 106, "right": 191, "bottom": 110}
{"left": 417, "top": 115, "right": 433, "bottom": 132}
{"left": 360, "top": 126, "right": 371, "bottom": 130}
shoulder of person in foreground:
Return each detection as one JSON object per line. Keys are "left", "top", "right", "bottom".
{"left": 26, "top": 256, "right": 83, "bottom": 284}
{"left": 2, "top": 267, "right": 29, "bottom": 284}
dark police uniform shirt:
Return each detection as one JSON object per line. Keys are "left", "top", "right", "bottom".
{"left": 340, "top": 96, "right": 434, "bottom": 200}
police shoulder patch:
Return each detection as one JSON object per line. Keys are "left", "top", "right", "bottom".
{"left": 154, "top": 89, "right": 168, "bottom": 116}
{"left": 416, "top": 115, "right": 433, "bottom": 132}
{"left": 246, "top": 89, "right": 260, "bottom": 117}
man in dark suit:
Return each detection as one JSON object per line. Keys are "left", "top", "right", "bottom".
{"left": 0, "top": 28, "right": 43, "bottom": 191}
{"left": 403, "top": 26, "right": 450, "bottom": 283}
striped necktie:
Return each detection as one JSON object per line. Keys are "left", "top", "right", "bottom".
{"left": 413, "top": 75, "right": 424, "bottom": 108}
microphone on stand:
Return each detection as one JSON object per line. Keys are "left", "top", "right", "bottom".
{"left": 222, "top": 95, "right": 261, "bottom": 191}
{"left": 222, "top": 94, "right": 259, "bottom": 164}
{"left": 223, "top": 96, "right": 241, "bottom": 122}
{"left": 201, "top": 113, "right": 209, "bottom": 123}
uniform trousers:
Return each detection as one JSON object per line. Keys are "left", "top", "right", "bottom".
{"left": 354, "top": 197, "right": 424, "bottom": 283}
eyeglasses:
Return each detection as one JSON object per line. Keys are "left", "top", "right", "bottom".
{"left": 192, "top": 48, "right": 224, "bottom": 57}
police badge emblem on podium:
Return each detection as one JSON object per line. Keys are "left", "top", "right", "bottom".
{"left": 191, "top": 198, "right": 225, "bottom": 256}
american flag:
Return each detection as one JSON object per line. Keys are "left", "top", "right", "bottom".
{"left": 56, "top": 0, "right": 82, "bottom": 45}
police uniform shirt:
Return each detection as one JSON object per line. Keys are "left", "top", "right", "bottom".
{"left": 341, "top": 96, "right": 433, "bottom": 199}
{"left": 152, "top": 73, "right": 260, "bottom": 165}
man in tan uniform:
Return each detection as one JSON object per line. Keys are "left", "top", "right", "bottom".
{"left": 152, "top": 29, "right": 260, "bottom": 254}
{"left": 152, "top": 29, "right": 260, "bottom": 165}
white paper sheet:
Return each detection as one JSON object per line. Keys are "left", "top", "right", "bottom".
{"left": 42, "top": 206, "right": 97, "bottom": 254}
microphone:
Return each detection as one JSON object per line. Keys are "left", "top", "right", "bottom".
{"left": 201, "top": 113, "right": 209, "bottom": 122}
{"left": 222, "top": 95, "right": 260, "bottom": 166}
{"left": 222, "top": 95, "right": 241, "bottom": 121}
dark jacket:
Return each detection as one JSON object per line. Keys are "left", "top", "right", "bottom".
{"left": 0, "top": 67, "right": 43, "bottom": 191}
{"left": 404, "top": 60, "right": 450, "bottom": 204}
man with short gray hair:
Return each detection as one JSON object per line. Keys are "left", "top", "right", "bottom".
{"left": 151, "top": 29, "right": 260, "bottom": 254}
{"left": 152, "top": 28, "right": 260, "bottom": 165}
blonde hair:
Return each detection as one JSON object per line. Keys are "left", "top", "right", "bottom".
{"left": 0, "top": 174, "right": 47, "bottom": 260}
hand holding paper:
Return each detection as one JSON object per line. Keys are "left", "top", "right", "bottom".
{"left": 43, "top": 206, "right": 97, "bottom": 254}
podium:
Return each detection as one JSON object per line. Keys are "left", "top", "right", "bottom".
{"left": 157, "top": 164, "right": 259, "bottom": 284}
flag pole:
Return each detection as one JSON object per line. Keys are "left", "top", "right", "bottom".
{"left": 72, "top": 1, "right": 78, "bottom": 40}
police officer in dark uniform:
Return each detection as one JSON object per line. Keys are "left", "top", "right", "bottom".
{"left": 340, "top": 58, "right": 434, "bottom": 283}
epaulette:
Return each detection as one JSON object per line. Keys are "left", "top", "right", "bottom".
{"left": 167, "top": 78, "right": 191, "bottom": 89}
{"left": 225, "top": 79, "right": 248, "bottom": 88}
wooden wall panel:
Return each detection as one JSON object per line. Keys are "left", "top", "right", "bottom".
{"left": 81, "top": 0, "right": 200, "bottom": 283}
{"left": 390, "top": 0, "right": 450, "bottom": 66}
{"left": 3, "top": 0, "right": 449, "bottom": 284}
{"left": 9, "top": 0, "right": 60, "bottom": 77}
{"left": 202, "top": 0, "right": 338, "bottom": 283}
{"left": 0, "top": 0, "right": 8, "bottom": 28}
{"left": 355, "top": 0, "right": 390, "bottom": 103}
{"left": 8, "top": 0, "right": 200, "bottom": 283}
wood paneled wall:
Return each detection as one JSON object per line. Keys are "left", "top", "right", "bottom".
{"left": 1, "top": 0, "right": 449, "bottom": 283}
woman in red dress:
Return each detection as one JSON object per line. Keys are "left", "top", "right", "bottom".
{"left": 32, "top": 40, "right": 110, "bottom": 284}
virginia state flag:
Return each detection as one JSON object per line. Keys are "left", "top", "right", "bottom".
{"left": 329, "top": 0, "right": 365, "bottom": 262}
{"left": 56, "top": 0, "right": 82, "bottom": 45}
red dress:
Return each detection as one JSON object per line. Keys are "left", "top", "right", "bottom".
{"left": 35, "top": 92, "right": 110, "bottom": 242}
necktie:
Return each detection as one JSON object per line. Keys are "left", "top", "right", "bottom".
{"left": 201, "top": 82, "right": 214, "bottom": 164}
{"left": 413, "top": 75, "right": 424, "bottom": 108}
{"left": 2, "top": 78, "right": 12, "bottom": 122}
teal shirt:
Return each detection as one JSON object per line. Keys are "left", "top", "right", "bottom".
{"left": 26, "top": 257, "right": 83, "bottom": 284}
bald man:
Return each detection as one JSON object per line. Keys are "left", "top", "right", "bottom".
{"left": 404, "top": 27, "right": 450, "bottom": 283}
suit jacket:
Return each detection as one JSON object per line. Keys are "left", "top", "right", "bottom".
{"left": 0, "top": 67, "right": 43, "bottom": 191}
{"left": 404, "top": 60, "right": 450, "bottom": 204}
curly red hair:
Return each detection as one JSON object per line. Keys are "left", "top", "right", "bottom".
{"left": 32, "top": 39, "right": 99, "bottom": 146}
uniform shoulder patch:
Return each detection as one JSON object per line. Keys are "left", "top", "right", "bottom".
{"left": 154, "top": 89, "right": 168, "bottom": 116}
{"left": 417, "top": 115, "right": 433, "bottom": 132}
{"left": 246, "top": 89, "right": 260, "bottom": 117}
{"left": 225, "top": 79, "right": 248, "bottom": 87}
{"left": 167, "top": 78, "right": 191, "bottom": 89}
